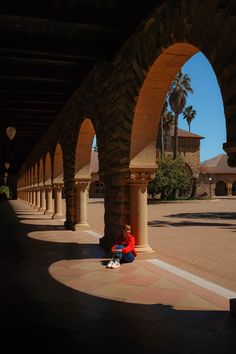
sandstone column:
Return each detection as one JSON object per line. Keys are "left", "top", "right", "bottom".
{"left": 39, "top": 187, "right": 46, "bottom": 213}
{"left": 127, "top": 171, "right": 154, "bottom": 253}
{"left": 52, "top": 184, "right": 64, "bottom": 219}
{"left": 35, "top": 188, "right": 41, "bottom": 210}
{"left": 227, "top": 183, "right": 232, "bottom": 196}
{"left": 31, "top": 188, "right": 36, "bottom": 208}
{"left": 74, "top": 179, "right": 90, "bottom": 230}
{"left": 44, "top": 186, "right": 53, "bottom": 215}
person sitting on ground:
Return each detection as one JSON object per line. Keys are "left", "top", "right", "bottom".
{"left": 107, "top": 224, "right": 137, "bottom": 269}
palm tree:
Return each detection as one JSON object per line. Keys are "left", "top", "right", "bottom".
{"left": 183, "top": 105, "right": 197, "bottom": 132}
{"left": 156, "top": 103, "right": 174, "bottom": 156}
{"left": 158, "top": 100, "right": 168, "bottom": 156}
{"left": 168, "top": 70, "right": 193, "bottom": 159}
{"left": 163, "top": 111, "right": 174, "bottom": 150}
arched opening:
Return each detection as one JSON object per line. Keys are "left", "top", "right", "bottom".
{"left": 129, "top": 44, "right": 199, "bottom": 251}
{"left": 30, "top": 166, "right": 34, "bottom": 186}
{"left": 75, "top": 119, "right": 104, "bottom": 232}
{"left": 52, "top": 143, "right": 65, "bottom": 218}
{"left": 39, "top": 158, "right": 44, "bottom": 186}
{"left": 53, "top": 143, "right": 64, "bottom": 184}
{"left": 215, "top": 180, "right": 227, "bottom": 196}
{"left": 129, "top": 43, "right": 227, "bottom": 253}
{"left": 34, "top": 162, "right": 39, "bottom": 186}
{"left": 45, "top": 153, "right": 52, "bottom": 186}
{"left": 130, "top": 43, "right": 199, "bottom": 169}
{"left": 44, "top": 152, "right": 54, "bottom": 216}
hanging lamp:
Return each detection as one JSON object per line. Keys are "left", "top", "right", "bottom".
{"left": 6, "top": 126, "right": 16, "bottom": 140}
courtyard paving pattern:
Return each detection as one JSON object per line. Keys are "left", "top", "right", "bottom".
{"left": 0, "top": 198, "right": 235, "bottom": 353}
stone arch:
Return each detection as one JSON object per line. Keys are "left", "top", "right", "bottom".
{"left": 34, "top": 162, "right": 39, "bottom": 186}
{"left": 75, "top": 119, "right": 96, "bottom": 179}
{"left": 215, "top": 180, "right": 227, "bottom": 196}
{"left": 25, "top": 170, "right": 28, "bottom": 187}
{"left": 30, "top": 166, "right": 35, "bottom": 186}
{"left": 45, "top": 152, "right": 52, "bottom": 186}
{"left": 39, "top": 158, "right": 44, "bottom": 186}
{"left": 130, "top": 43, "right": 198, "bottom": 169}
{"left": 53, "top": 143, "right": 64, "bottom": 183}
{"left": 73, "top": 118, "right": 100, "bottom": 230}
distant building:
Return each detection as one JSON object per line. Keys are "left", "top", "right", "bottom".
{"left": 199, "top": 154, "right": 236, "bottom": 196}
{"left": 156, "top": 127, "right": 204, "bottom": 178}
{"left": 89, "top": 151, "right": 104, "bottom": 198}
{"left": 89, "top": 135, "right": 236, "bottom": 199}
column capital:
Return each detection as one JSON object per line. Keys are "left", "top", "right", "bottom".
{"left": 74, "top": 178, "right": 90, "bottom": 191}
{"left": 45, "top": 185, "right": 53, "bottom": 192}
{"left": 122, "top": 170, "right": 156, "bottom": 185}
{"left": 53, "top": 183, "right": 63, "bottom": 192}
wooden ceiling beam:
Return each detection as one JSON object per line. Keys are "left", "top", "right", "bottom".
{"left": 0, "top": 48, "right": 101, "bottom": 63}
{"left": 0, "top": 75, "right": 78, "bottom": 84}
{"left": 0, "top": 15, "right": 118, "bottom": 41}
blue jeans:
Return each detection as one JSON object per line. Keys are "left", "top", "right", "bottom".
{"left": 112, "top": 245, "right": 135, "bottom": 263}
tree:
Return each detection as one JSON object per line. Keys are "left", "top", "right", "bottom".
{"left": 148, "top": 155, "right": 192, "bottom": 200}
{"left": 156, "top": 103, "right": 174, "bottom": 156}
{"left": 168, "top": 70, "right": 193, "bottom": 159}
{"left": 183, "top": 105, "right": 197, "bottom": 132}
{"left": 163, "top": 111, "right": 174, "bottom": 150}
{"left": 158, "top": 101, "right": 167, "bottom": 156}
{"left": 0, "top": 184, "right": 10, "bottom": 199}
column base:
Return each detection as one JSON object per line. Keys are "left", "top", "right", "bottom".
{"left": 39, "top": 207, "right": 46, "bottom": 213}
{"left": 135, "top": 244, "right": 154, "bottom": 253}
{"left": 75, "top": 222, "right": 90, "bottom": 230}
{"left": 52, "top": 213, "right": 64, "bottom": 219}
{"left": 44, "top": 210, "right": 53, "bottom": 215}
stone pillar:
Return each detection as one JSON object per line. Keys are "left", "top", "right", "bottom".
{"left": 27, "top": 189, "right": 31, "bottom": 204}
{"left": 126, "top": 171, "right": 154, "bottom": 253}
{"left": 44, "top": 186, "right": 53, "bottom": 215}
{"left": 31, "top": 188, "right": 36, "bottom": 208}
{"left": 35, "top": 188, "right": 41, "bottom": 210}
{"left": 39, "top": 187, "right": 46, "bottom": 213}
{"left": 74, "top": 179, "right": 90, "bottom": 229}
{"left": 25, "top": 189, "right": 28, "bottom": 203}
{"left": 52, "top": 184, "right": 64, "bottom": 219}
{"left": 227, "top": 183, "right": 232, "bottom": 196}
{"left": 28, "top": 188, "right": 32, "bottom": 205}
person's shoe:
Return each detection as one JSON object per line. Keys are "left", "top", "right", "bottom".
{"left": 106, "top": 259, "right": 114, "bottom": 268}
{"left": 111, "top": 259, "right": 120, "bottom": 269}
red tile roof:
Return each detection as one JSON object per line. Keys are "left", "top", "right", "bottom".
{"left": 201, "top": 154, "right": 236, "bottom": 174}
{"left": 171, "top": 127, "right": 204, "bottom": 139}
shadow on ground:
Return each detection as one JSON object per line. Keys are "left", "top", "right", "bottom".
{"left": 1, "top": 200, "right": 235, "bottom": 354}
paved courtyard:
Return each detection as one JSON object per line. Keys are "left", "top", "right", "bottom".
{"left": 1, "top": 198, "right": 235, "bottom": 353}
{"left": 88, "top": 197, "right": 236, "bottom": 292}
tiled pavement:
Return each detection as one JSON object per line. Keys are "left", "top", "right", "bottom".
{"left": 0, "top": 199, "right": 235, "bottom": 354}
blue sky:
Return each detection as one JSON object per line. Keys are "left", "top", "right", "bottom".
{"left": 180, "top": 51, "right": 226, "bottom": 163}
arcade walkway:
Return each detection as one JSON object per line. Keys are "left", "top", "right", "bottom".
{"left": 0, "top": 200, "right": 235, "bottom": 354}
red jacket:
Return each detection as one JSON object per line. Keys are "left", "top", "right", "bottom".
{"left": 111, "top": 233, "right": 137, "bottom": 257}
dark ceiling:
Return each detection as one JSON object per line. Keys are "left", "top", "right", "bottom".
{"left": 0, "top": 0, "right": 159, "bottom": 176}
